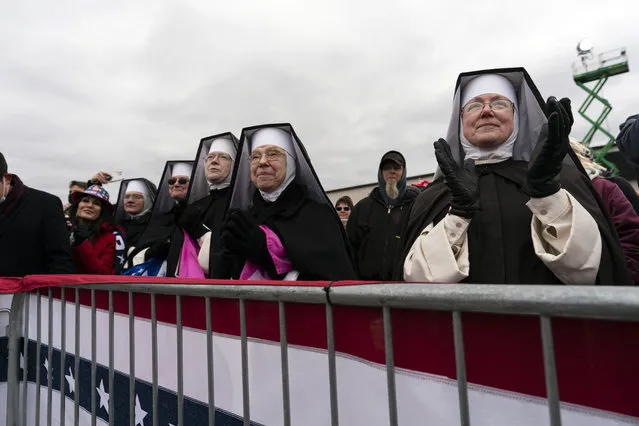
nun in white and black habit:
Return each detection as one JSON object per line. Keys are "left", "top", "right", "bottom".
{"left": 114, "top": 178, "right": 157, "bottom": 248}
{"left": 128, "top": 161, "right": 193, "bottom": 275}
{"left": 400, "top": 68, "right": 631, "bottom": 285}
{"left": 218, "top": 124, "right": 356, "bottom": 281}
{"left": 176, "top": 133, "right": 238, "bottom": 277}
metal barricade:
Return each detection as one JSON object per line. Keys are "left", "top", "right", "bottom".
{"left": 5, "top": 282, "right": 639, "bottom": 426}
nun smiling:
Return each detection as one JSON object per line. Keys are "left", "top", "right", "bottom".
{"left": 219, "top": 124, "right": 356, "bottom": 281}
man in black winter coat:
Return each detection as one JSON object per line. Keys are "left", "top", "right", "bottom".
{"left": 346, "top": 151, "right": 417, "bottom": 280}
{"left": 0, "top": 152, "right": 74, "bottom": 276}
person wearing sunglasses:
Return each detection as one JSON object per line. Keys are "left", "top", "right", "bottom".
{"left": 400, "top": 68, "right": 631, "bottom": 286}
{"left": 126, "top": 161, "right": 194, "bottom": 275}
{"left": 335, "top": 196, "right": 353, "bottom": 227}
{"left": 346, "top": 151, "right": 418, "bottom": 281}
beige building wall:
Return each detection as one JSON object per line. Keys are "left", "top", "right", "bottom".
{"left": 326, "top": 174, "right": 434, "bottom": 206}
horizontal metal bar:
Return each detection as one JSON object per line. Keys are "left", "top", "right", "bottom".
{"left": 57, "top": 283, "right": 639, "bottom": 321}
{"left": 326, "top": 284, "right": 639, "bottom": 321}
{"left": 66, "top": 283, "right": 328, "bottom": 304}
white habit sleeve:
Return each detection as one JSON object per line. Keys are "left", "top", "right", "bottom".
{"left": 403, "top": 214, "right": 471, "bottom": 283}
{"left": 527, "top": 189, "right": 602, "bottom": 285}
{"left": 197, "top": 232, "right": 212, "bottom": 275}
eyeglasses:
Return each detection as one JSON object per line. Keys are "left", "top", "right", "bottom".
{"left": 168, "top": 177, "right": 189, "bottom": 185}
{"left": 124, "top": 193, "right": 144, "bottom": 201}
{"left": 462, "top": 99, "right": 513, "bottom": 115}
{"left": 335, "top": 206, "right": 350, "bottom": 212}
{"left": 250, "top": 150, "right": 285, "bottom": 164}
{"left": 206, "top": 153, "right": 232, "bottom": 162}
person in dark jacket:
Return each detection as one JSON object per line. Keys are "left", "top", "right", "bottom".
{"left": 68, "top": 184, "right": 123, "bottom": 275}
{"left": 219, "top": 124, "right": 356, "bottom": 281}
{"left": 347, "top": 151, "right": 417, "bottom": 280}
{"left": 0, "top": 152, "right": 74, "bottom": 276}
{"left": 616, "top": 114, "right": 639, "bottom": 181}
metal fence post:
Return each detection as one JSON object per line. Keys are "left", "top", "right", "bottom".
{"left": 6, "top": 293, "right": 27, "bottom": 426}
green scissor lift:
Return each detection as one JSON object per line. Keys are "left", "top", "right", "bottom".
{"left": 572, "top": 47, "right": 629, "bottom": 173}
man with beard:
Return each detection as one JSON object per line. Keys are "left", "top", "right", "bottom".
{"left": 219, "top": 124, "right": 356, "bottom": 281}
{"left": 176, "top": 134, "right": 238, "bottom": 277}
{"left": 114, "top": 179, "right": 157, "bottom": 248}
{"left": 400, "top": 68, "right": 631, "bottom": 285}
{"left": 347, "top": 151, "right": 417, "bottom": 280}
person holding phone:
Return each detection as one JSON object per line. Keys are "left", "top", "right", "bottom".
{"left": 68, "top": 185, "right": 122, "bottom": 274}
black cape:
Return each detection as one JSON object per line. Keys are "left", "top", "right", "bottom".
{"left": 398, "top": 160, "right": 632, "bottom": 285}
{"left": 221, "top": 183, "right": 357, "bottom": 281}
{"left": 119, "top": 211, "right": 152, "bottom": 248}
{"left": 128, "top": 203, "right": 184, "bottom": 276}
{"left": 191, "top": 187, "right": 230, "bottom": 278}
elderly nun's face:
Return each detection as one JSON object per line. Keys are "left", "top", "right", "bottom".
{"left": 205, "top": 152, "right": 233, "bottom": 183}
{"left": 124, "top": 192, "right": 145, "bottom": 215}
{"left": 462, "top": 93, "right": 514, "bottom": 148}
{"left": 250, "top": 145, "right": 287, "bottom": 192}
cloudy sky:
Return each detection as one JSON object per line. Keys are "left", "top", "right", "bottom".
{"left": 1, "top": 0, "right": 637, "bottom": 202}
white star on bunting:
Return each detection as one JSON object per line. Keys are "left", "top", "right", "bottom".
{"left": 134, "top": 394, "right": 147, "bottom": 426}
{"left": 65, "top": 367, "right": 75, "bottom": 395}
{"left": 43, "top": 357, "right": 49, "bottom": 376}
{"left": 96, "top": 379, "right": 109, "bottom": 412}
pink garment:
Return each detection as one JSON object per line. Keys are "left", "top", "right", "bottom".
{"left": 178, "top": 231, "right": 205, "bottom": 279}
{"left": 592, "top": 177, "right": 639, "bottom": 283}
{"left": 240, "top": 225, "right": 294, "bottom": 280}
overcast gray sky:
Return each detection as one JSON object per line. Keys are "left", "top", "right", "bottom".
{"left": 1, "top": 0, "right": 637, "bottom": 202}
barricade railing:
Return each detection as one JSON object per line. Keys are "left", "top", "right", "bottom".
{"left": 4, "top": 279, "right": 639, "bottom": 426}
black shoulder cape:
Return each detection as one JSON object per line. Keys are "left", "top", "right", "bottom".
{"left": 398, "top": 160, "right": 632, "bottom": 285}
{"left": 222, "top": 183, "right": 357, "bottom": 281}
{"left": 128, "top": 204, "right": 184, "bottom": 276}
{"left": 191, "top": 187, "right": 230, "bottom": 278}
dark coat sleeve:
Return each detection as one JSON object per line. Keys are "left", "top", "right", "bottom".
{"left": 40, "top": 194, "right": 74, "bottom": 274}
{"left": 592, "top": 178, "right": 639, "bottom": 283}
{"left": 616, "top": 115, "right": 639, "bottom": 166}
{"left": 277, "top": 201, "right": 357, "bottom": 281}
{"left": 345, "top": 198, "right": 369, "bottom": 277}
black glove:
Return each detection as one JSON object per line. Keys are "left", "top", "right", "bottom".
{"left": 221, "top": 210, "right": 273, "bottom": 267}
{"left": 527, "top": 97, "right": 573, "bottom": 198}
{"left": 72, "top": 226, "right": 90, "bottom": 246}
{"left": 434, "top": 138, "right": 479, "bottom": 218}
{"left": 177, "top": 205, "right": 208, "bottom": 239}
{"left": 144, "top": 240, "right": 171, "bottom": 261}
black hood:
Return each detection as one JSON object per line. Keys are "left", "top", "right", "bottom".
{"left": 377, "top": 150, "right": 407, "bottom": 205}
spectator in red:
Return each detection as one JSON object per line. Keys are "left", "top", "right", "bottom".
{"left": 68, "top": 185, "right": 119, "bottom": 274}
